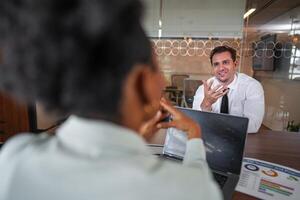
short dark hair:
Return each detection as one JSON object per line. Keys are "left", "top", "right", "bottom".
{"left": 0, "top": 0, "right": 152, "bottom": 121}
{"left": 209, "top": 45, "right": 237, "bottom": 65}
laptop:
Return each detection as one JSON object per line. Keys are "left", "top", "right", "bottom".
{"left": 161, "top": 107, "right": 249, "bottom": 200}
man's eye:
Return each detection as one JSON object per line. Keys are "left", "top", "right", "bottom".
{"left": 223, "top": 60, "right": 230, "bottom": 65}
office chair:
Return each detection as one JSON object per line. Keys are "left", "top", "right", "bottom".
{"left": 167, "top": 74, "right": 189, "bottom": 106}
{"left": 181, "top": 79, "right": 202, "bottom": 108}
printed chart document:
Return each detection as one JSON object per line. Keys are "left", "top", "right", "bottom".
{"left": 236, "top": 157, "right": 300, "bottom": 200}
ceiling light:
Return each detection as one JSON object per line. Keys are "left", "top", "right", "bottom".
{"left": 158, "top": 29, "right": 162, "bottom": 38}
{"left": 159, "top": 19, "right": 162, "bottom": 27}
{"left": 243, "top": 8, "right": 256, "bottom": 19}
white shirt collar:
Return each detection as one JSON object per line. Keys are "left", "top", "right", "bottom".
{"left": 227, "top": 73, "right": 238, "bottom": 90}
{"left": 213, "top": 73, "right": 238, "bottom": 91}
{"left": 56, "top": 115, "right": 150, "bottom": 157}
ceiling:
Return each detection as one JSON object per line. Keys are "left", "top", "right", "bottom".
{"left": 142, "top": 0, "right": 300, "bottom": 39}
{"left": 143, "top": 0, "right": 245, "bottom": 38}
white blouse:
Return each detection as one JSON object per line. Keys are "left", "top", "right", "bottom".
{"left": 0, "top": 116, "right": 222, "bottom": 200}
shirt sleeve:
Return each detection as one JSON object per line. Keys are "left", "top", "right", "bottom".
{"left": 182, "top": 138, "right": 222, "bottom": 200}
{"left": 160, "top": 136, "right": 222, "bottom": 200}
{"left": 192, "top": 85, "right": 205, "bottom": 110}
{"left": 183, "top": 138, "right": 208, "bottom": 169}
{"left": 244, "top": 81, "right": 265, "bottom": 133}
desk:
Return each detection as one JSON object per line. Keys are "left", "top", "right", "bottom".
{"left": 149, "top": 130, "right": 300, "bottom": 200}
{"left": 233, "top": 130, "right": 300, "bottom": 200}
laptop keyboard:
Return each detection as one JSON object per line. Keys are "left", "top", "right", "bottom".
{"left": 213, "top": 172, "right": 228, "bottom": 188}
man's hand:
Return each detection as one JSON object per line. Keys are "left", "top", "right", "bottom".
{"left": 200, "top": 80, "right": 229, "bottom": 111}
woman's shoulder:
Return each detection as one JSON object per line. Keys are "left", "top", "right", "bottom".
{"left": 0, "top": 133, "right": 50, "bottom": 159}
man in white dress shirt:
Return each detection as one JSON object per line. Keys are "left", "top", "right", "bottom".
{"left": 0, "top": 0, "right": 222, "bottom": 199}
{"left": 193, "top": 46, "right": 265, "bottom": 133}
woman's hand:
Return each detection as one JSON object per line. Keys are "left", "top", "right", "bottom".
{"left": 139, "top": 109, "right": 169, "bottom": 141}
{"left": 157, "top": 98, "right": 202, "bottom": 140}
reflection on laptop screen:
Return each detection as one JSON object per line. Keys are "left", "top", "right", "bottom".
{"left": 164, "top": 108, "right": 248, "bottom": 175}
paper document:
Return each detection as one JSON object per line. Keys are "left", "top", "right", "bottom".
{"left": 236, "top": 157, "right": 300, "bottom": 200}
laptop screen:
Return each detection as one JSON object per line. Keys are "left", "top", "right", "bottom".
{"left": 163, "top": 108, "right": 248, "bottom": 175}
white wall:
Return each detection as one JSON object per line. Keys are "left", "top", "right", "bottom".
{"left": 261, "top": 79, "right": 300, "bottom": 131}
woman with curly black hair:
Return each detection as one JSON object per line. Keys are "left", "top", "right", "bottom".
{"left": 0, "top": 0, "right": 221, "bottom": 199}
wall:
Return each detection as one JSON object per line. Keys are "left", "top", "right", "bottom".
{"left": 0, "top": 92, "right": 30, "bottom": 142}
{"left": 241, "top": 33, "right": 300, "bottom": 131}
{"left": 243, "top": 2, "right": 300, "bottom": 131}
{"left": 253, "top": 46, "right": 300, "bottom": 130}
{"left": 259, "top": 78, "right": 300, "bottom": 131}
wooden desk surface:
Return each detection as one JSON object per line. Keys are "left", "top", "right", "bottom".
{"left": 233, "top": 130, "right": 300, "bottom": 200}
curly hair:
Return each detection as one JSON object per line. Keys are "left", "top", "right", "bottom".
{"left": 0, "top": 0, "right": 152, "bottom": 120}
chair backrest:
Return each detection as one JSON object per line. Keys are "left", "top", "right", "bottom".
{"left": 171, "top": 74, "right": 189, "bottom": 90}
{"left": 183, "top": 79, "right": 202, "bottom": 107}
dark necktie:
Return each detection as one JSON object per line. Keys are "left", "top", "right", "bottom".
{"left": 220, "top": 93, "right": 229, "bottom": 114}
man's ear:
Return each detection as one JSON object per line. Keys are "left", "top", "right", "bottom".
{"left": 234, "top": 59, "right": 239, "bottom": 68}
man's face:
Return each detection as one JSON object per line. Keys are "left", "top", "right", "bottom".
{"left": 211, "top": 51, "right": 237, "bottom": 84}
